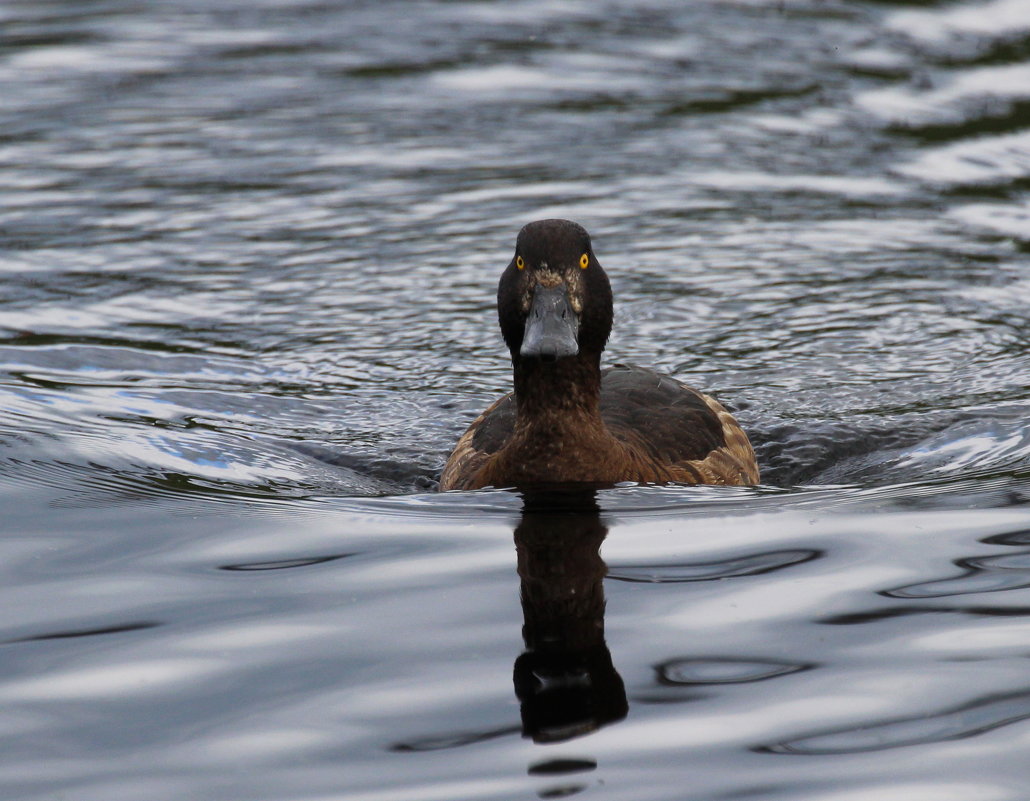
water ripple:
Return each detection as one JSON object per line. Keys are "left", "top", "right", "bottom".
{"left": 606, "top": 549, "right": 822, "bottom": 584}
{"left": 655, "top": 658, "right": 811, "bottom": 686}
{"left": 760, "top": 690, "right": 1030, "bottom": 755}
{"left": 884, "top": 550, "right": 1030, "bottom": 599}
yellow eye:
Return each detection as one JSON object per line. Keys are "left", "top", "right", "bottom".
{"left": 579, "top": 253, "right": 589, "bottom": 269}
{"left": 516, "top": 255, "right": 525, "bottom": 270}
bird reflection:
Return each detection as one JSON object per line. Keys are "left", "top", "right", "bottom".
{"left": 512, "top": 489, "right": 628, "bottom": 744}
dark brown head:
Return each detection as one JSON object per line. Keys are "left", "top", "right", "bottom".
{"left": 497, "top": 219, "right": 613, "bottom": 364}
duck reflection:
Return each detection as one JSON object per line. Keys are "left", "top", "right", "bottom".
{"left": 512, "top": 489, "right": 628, "bottom": 744}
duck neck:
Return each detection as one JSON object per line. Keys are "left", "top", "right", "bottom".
{"left": 511, "top": 350, "right": 604, "bottom": 432}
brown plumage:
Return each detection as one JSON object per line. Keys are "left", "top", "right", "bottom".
{"left": 439, "top": 219, "right": 759, "bottom": 491}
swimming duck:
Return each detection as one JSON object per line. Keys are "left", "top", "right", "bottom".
{"left": 439, "top": 219, "right": 759, "bottom": 491}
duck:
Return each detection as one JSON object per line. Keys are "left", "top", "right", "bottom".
{"left": 439, "top": 219, "right": 759, "bottom": 491}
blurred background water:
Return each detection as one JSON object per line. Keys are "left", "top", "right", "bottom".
{"left": 3, "top": 0, "right": 1030, "bottom": 799}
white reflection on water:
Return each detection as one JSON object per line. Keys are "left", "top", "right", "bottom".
{"left": 951, "top": 201, "right": 1030, "bottom": 239}
{"left": 816, "top": 782, "right": 1011, "bottom": 801}
{"left": 888, "top": 0, "right": 1030, "bottom": 43}
{"left": 912, "top": 619, "right": 1030, "bottom": 653}
{"left": 897, "top": 131, "right": 1030, "bottom": 186}
{"left": 0, "top": 658, "right": 223, "bottom": 700}
{"left": 857, "top": 64, "right": 1030, "bottom": 127}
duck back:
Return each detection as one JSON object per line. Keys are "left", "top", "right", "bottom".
{"left": 440, "top": 365, "right": 758, "bottom": 490}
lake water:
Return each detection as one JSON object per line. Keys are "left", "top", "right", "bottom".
{"left": 3, "top": 0, "right": 1030, "bottom": 798}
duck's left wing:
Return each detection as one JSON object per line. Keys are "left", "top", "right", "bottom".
{"left": 600, "top": 366, "right": 759, "bottom": 486}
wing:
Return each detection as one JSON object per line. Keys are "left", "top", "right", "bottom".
{"left": 600, "top": 365, "right": 759, "bottom": 485}
{"left": 439, "top": 393, "right": 515, "bottom": 490}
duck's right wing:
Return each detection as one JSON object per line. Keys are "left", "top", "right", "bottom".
{"left": 439, "top": 393, "right": 516, "bottom": 490}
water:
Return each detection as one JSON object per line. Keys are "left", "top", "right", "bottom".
{"left": 2, "top": 0, "right": 1030, "bottom": 798}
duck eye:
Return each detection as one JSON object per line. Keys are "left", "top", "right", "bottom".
{"left": 579, "top": 253, "right": 589, "bottom": 269}
{"left": 516, "top": 255, "right": 525, "bottom": 270}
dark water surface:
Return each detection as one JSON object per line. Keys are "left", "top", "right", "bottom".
{"left": 3, "top": 0, "right": 1030, "bottom": 798}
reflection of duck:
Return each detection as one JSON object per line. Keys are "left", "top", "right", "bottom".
{"left": 441, "top": 219, "right": 759, "bottom": 490}
{"left": 513, "top": 490, "right": 627, "bottom": 743}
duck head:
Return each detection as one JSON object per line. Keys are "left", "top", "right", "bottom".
{"left": 497, "top": 219, "right": 614, "bottom": 365}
